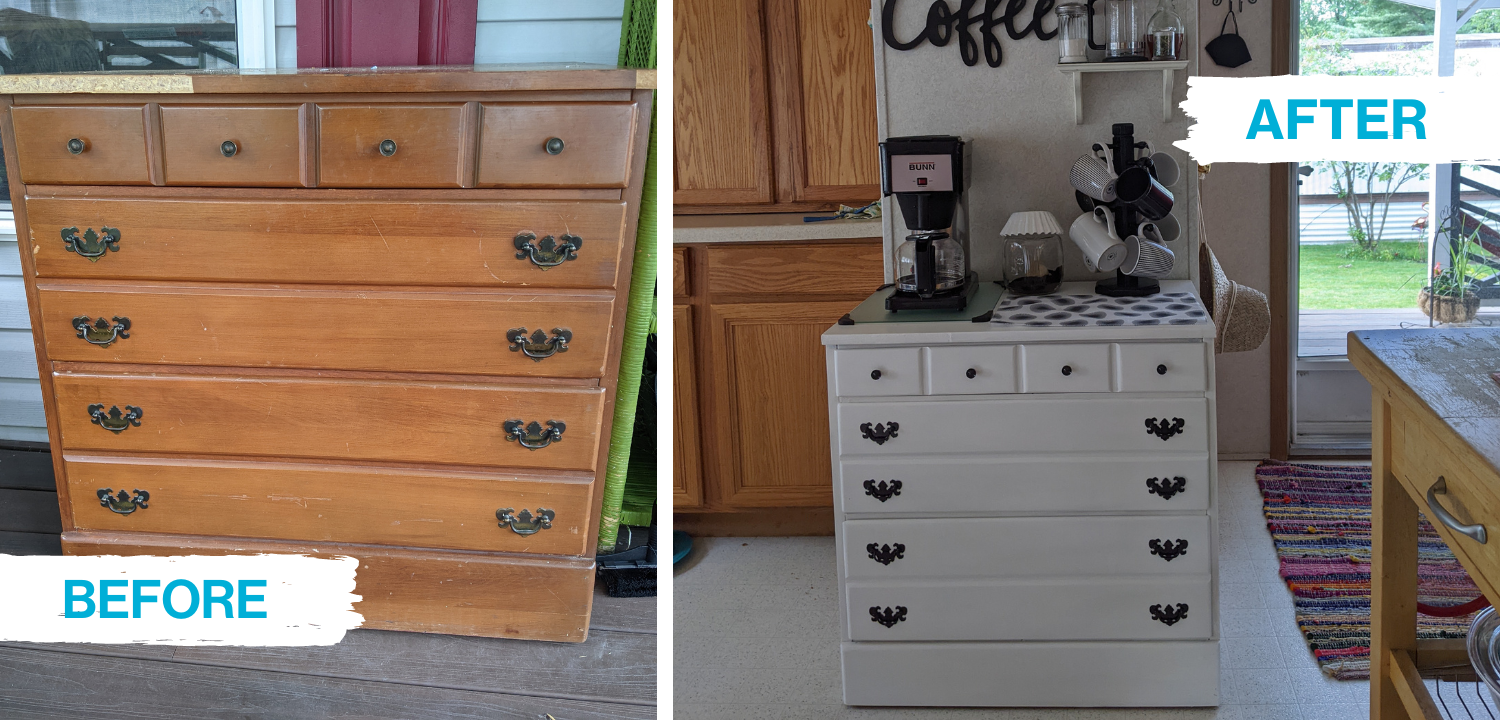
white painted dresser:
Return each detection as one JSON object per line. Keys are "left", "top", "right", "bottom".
{"left": 821, "top": 280, "right": 1220, "bottom": 707}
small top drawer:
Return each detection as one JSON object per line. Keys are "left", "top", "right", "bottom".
{"left": 1118, "top": 342, "right": 1208, "bottom": 393}
{"left": 477, "top": 104, "right": 636, "bottom": 188}
{"left": 834, "top": 347, "right": 921, "bottom": 397}
{"left": 11, "top": 106, "right": 150, "bottom": 185}
{"left": 928, "top": 345, "right": 1018, "bottom": 395}
{"left": 317, "top": 104, "right": 466, "bottom": 187}
{"left": 1023, "top": 343, "right": 1110, "bottom": 393}
{"left": 160, "top": 105, "right": 302, "bottom": 187}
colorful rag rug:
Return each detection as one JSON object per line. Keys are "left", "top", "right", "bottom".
{"left": 1257, "top": 460, "right": 1484, "bottom": 680}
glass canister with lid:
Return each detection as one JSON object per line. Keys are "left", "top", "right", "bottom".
{"left": 1000, "top": 211, "right": 1065, "bottom": 296}
{"left": 1055, "top": 3, "right": 1091, "bottom": 63}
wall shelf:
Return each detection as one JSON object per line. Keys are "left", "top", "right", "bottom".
{"left": 1057, "top": 60, "right": 1189, "bottom": 125}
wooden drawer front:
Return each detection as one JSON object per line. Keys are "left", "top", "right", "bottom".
{"left": 840, "top": 455, "right": 1211, "bottom": 515}
{"left": 673, "top": 247, "right": 689, "bottom": 297}
{"left": 1396, "top": 418, "right": 1500, "bottom": 580}
{"left": 1023, "top": 343, "right": 1111, "bottom": 393}
{"left": 928, "top": 345, "right": 1019, "bottom": 395}
{"left": 25, "top": 198, "right": 627, "bottom": 289}
{"left": 63, "top": 530, "right": 596, "bottom": 642}
{"left": 846, "top": 576, "right": 1213, "bottom": 641}
{"left": 838, "top": 397, "right": 1209, "bottom": 456}
{"left": 1118, "top": 342, "right": 1208, "bottom": 393}
{"left": 834, "top": 347, "right": 921, "bottom": 397}
{"left": 11, "top": 106, "right": 150, "bottom": 185}
{"left": 843, "top": 515, "right": 1210, "bottom": 580}
{"left": 39, "top": 285, "right": 613, "bottom": 378}
{"left": 160, "top": 105, "right": 302, "bottom": 187}
{"left": 477, "top": 103, "right": 635, "bottom": 188}
{"left": 317, "top": 104, "right": 467, "bottom": 187}
{"left": 52, "top": 373, "right": 603, "bottom": 471}
{"left": 65, "top": 457, "right": 593, "bottom": 556}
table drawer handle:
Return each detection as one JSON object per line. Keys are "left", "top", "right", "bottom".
{"left": 859, "top": 422, "right": 899, "bottom": 446}
{"left": 503, "top": 419, "right": 565, "bottom": 450}
{"left": 72, "top": 316, "right": 130, "bottom": 347}
{"left": 1150, "top": 602, "right": 1189, "bottom": 626}
{"left": 97, "top": 488, "right": 149, "bottom": 515}
{"left": 62, "top": 226, "right": 121, "bottom": 261}
{"left": 88, "top": 404, "right": 142, "bottom": 434}
{"left": 863, "top": 479, "right": 902, "bottom": 502}
{"left": 1145, "top": 417, "right": 1185, "bottom": 440}
{"left": 1149, "top": 538, "right": 1189, "bottom": 561}
{"left": 866, "top": 542, "right": 905, "bottom": 566}
{"left": 1147, "top": 476, "right": 1186, "bottom": 500}
{"left": 870, "top": 605, "right": 907, "bottom": 628}
{"left": 514, "top": 232, "right": 582, "bottom": 268}
{"left": 496, "top": 507, "right": 555, "bottom": 535}
{"left": 507, "top": 327, "right": 571, "bottom": 361}
{"left": 1427, "top": 476, "right": 1487, "bottom": 544}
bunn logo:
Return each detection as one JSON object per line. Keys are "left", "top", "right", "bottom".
{"left": 909, "top": 162, "right": 937, "bottom": 170}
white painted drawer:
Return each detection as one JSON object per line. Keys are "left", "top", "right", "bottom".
{"left": 837, "top": 397, "right": 1209, "bottom": 455}
{"left": 840, "top": 455, "right": 1210, "bottom": 515}
{"left": 842, "top": 515, "right": 1210, "bottom": 579}
{"left": 846, "top": 576, "right": 1212, "bottom": 641}
{"left": 927, "top": 345, "right": 1019, "bottom": 395}
{"left": 841, "top": 640, "right": 1220, "bottom": 706}
{"left": 1023, "top": 343, "right": 1111, "bottom": 393}
{"left": 834, "top": 347, "right": 921, "bottom": 397}
{"left": 1117, "top": 342, "right": 1208, "bottom": 393}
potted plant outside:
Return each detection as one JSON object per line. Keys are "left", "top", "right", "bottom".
{"left": 1420, "top": 210, "right": 1483, "bottom": 324}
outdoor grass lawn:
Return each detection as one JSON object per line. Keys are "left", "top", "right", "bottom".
{"left": 1299, "top": 241, "right": 1430, "bottom": 310}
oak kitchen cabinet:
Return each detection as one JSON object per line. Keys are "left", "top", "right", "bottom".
{"left": 673, "top": 0, "right": 879, "bottom": 212}
{"left": 673, "top": 239, "right": 883, "bottom": 534}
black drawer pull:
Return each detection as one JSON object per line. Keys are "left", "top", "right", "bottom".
{"left": 866, "top": 543, "right": 905, "bottom": 565}
{"left": 503, "top": 419, "right": 565, "bottom": 450}
{"left": 89, "top": 404, "right": 142, "bottom": 434}
{"left": 1149, "top": 538, "right": 1189, "bottom": 561}
{"left": 62, "top": 226, "right": 121, "bottom": 261}
{"left": 859, "top": 422, "right": 898, "bottom": 445}
{"left": 1145, "top": 417, "right": 1185, "bottom": 440}
{"left": 507, "top": 327, "right": 571, "bottom": 361}
{"left": 97, "top": 488, "right": 148, "bottom": 515}
{"left": 870, "top": 606, "right": 907, "bottom": 628}
{"left": 72, "top": 316, "right": 130, "bottom": 347}
{"left": 1150, "top": 603, "right": 1189, "bottom": 626}
{"left": 496, "top": 508, "right": 555, "bottom": 535}
{"left": 863, "top": 479, "right": 902, "bottom": 501}
{"left": 514, "top": 232, "right": 582, "bottom": 268}
{"left": 1147, "top": 476, "right": 1186, "bottom": 500}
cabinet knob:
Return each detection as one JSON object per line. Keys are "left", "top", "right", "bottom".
{"left": 1157, "top": 364, "right": 1168, "bottom": 375}
{"left": 220, "top": 140, "right": 238, "bottom": 157}
{"left": 66, "top": 137, "right": 86, "bottom": 154}
{"left": 1061, "top": 365, "right": 1072, "bottom": 376}
{"left": 870, "top": 369, "right": 882, "bottom": 380}
{"left": 965, "top": 368, "right": 977, "bottom": 379}
{"left": 544, "top": 137, "right": 565, "bottom": 155}
{"left": 378, "top": 139, "right": 398, "bottom": 156}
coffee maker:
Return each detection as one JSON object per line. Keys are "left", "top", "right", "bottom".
{"left": 879, "top": 135, "right": 975, "bottom": 311}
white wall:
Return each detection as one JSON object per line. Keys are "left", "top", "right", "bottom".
{"left": 474, "top": 0, "right": 625, "bottom": 65}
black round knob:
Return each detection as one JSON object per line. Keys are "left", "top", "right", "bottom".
{"left": 379, "top": 139, "right": 397, "bottom": 157}
{"left": 870, "top": 370, "right": 881, "bottom": 380}
{"left": 545, "top": 137, "right": 565, "bottom": 155}
{"left": 1061, "top": 365, "right": 1073, "bottom": 376}
{"left": 966, "top": 368, "right": 977, "bottom": 379}
{"left": 1157, "top": 364, "right": 1168, "bottom": 375}
{"left": 220, "top": 140, "right": 238, "bottom": 157}
{"left": 66, "top": 138, "right": 85, "bottom": 155}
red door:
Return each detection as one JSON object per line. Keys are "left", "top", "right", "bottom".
{"left": 297, "top": 0, "right": 477, "bottom": 67}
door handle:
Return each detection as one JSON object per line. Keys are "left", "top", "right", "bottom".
{"left": 1427, "top": 476, "right": 1487, "bottom": 544}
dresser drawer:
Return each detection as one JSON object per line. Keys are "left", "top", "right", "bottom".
{"left": 25, "top": 198, "right": 627, "bottom": 289}
{"left": 477, "top": 103, "right": 635, "bottom": 188}
{"left": 928, "top": 345, "right": 1018, "bottom": 395}
{"left": 846, "top": 576, "right": 1212, "bottom": 641}
{"left": 52, "top": 373, "right": 603, "bottom": 471}
{"left": 65, "top": 456, "right": 593, "bottom": 556}
{"left": 316, "top": 104, "right": 467, "bottom": 187}
{"left": 843, "top": 515, "right": 1210, "bottom": 580}
{"left": 1117, "top": 342, "right": 1208, "bottom": 393}
{"left": 840, "top": 455, "right": 1211, "bottom": 515}
{"left": 1023, "top": 343, "right": 1111, "bottom": 393}
{"left": 10, "top": 106, "right": 150, "bottom": 185}
{"left": 39, "top": 285, "right": 613, "bottom": 378}
{"left": 838, "top": 397, "right": 1209, "bottom": 455}
{"left": 834, "top": 347, "right": 921, "bottom": 397}
{"left": 160, "top": 105, "right": 302, "bottom": 187}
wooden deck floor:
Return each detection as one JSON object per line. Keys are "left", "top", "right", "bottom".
{"left": 1299, "top": 307, "right": 1500, "bottom": 357}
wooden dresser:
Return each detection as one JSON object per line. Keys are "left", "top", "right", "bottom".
{"left": 0, "top": 67, "right": 654, "bottom": 642}
{"left": 822, "top": 281, "right": 1220, "bottom": 706}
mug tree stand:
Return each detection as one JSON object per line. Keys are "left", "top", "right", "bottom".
{"left": 1094, "top": 122, "right": 1162, "bottom": 298}
{"left": 1096, "top": 270, "right": 1159, "bottom": 297}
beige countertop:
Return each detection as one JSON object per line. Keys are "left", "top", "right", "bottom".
{"left": 672, "top": 213, "right": 884, "bottom": 244}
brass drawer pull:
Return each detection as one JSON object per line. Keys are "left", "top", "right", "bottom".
{"left": 1427, "top": 476, "right": 1487, "bottom": 544}
{"left": 221, "top": 140, "right": 238, "bottom": 157}
{"left": 62, "top": 226, "right": 121, "bottom": 261}
{"left": 497, "top": 507, "right": 555, "bottom": 535}
{"left": 870, "top": 605, "right": 907, "bottom": 628}
{"left": 98, "top": 488, "right": 149, "bottom": 515}
{"left": 67, "top": 137, "right": 86, "bottom": 154}
{"left": 513, "top": 232, "right": 582, "bottom": 268}
{"left": 507, "top": 327, "right": 572, "bottom": 361}
{"left": 72, "top": 316, "right": 131, "bottom": 347}
{"left": 379, "top": 139, "right": 397, "bottom": 156}
{"left": 1150, "top": 602, "right": 1189, "bottom": 626}
{"left": 88, "top": 404, "right": 142, "bottom": 434}
{"left": 504, "top": 419, "right": 565, "bottom": 450}
{"left": 544, "top": 137, "right": 565, "bottom": 155}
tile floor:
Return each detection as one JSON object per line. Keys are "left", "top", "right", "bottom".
{"left": 674, "top": 461, "right": 1490, "bottom": 719}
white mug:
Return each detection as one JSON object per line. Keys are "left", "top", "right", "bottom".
{"left": 1069, "top": 207, "right": 1127, "bottom": 273}
{"left": 1122, "top": 234, "right": 1175, "bottom": 278}
{"left": 1138, "top": 142, "right": 1182, "bottom": 187}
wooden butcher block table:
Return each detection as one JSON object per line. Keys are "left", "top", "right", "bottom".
{"left": 1350, "top": 328, "right": 1500, "bottom": 718}
{"left": 0, "top": 66, "right": 655, "bottom": 642}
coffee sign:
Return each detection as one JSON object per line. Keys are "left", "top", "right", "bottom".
{"left": 882, "top": 0, "right": 1058, "bottom": 68}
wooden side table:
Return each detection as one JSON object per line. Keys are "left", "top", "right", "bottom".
{"left": 1350, "top": 328, "right": 1500, "bottom": 719}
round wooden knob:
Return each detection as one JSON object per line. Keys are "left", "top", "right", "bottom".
{"left": 379, "top": 139, "right": 397, "bottom": 157}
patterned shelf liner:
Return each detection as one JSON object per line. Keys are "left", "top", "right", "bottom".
{"left": 989, "top": 291, "right": 1210, "bottom": 327}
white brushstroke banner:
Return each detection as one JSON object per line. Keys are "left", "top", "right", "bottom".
{"left": 0, "top": 554, "right": 362, "bottom": 645}
{"left": 1175, "top": 75, "right": 1500, "bottom": 164}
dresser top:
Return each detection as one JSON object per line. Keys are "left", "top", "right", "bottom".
{"left": 0, "top": 64, "right": 654, "bottom": 96}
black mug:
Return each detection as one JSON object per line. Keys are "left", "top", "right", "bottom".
{"left": 1115, "top": 166, "right": 1174, "bottom": 221}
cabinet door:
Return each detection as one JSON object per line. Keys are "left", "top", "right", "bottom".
{"left": 707, "top": 301, "right": 854, "bottom": 507}
{"left": 766, "top": 0, "right": 880, "bottom": 204}
{"left": 673, "top": 0, "right": 773, "bottom": 205}
{"left": 673, "top": 305, "right": 704, "bottom": 508}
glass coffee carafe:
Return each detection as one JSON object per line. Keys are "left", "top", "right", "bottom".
{"left": 895, "top": 232, "right": 966, "bottom": 296}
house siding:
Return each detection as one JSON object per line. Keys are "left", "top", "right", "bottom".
{"left": 0, "top": 222, "right": 46, "bottom": 444}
